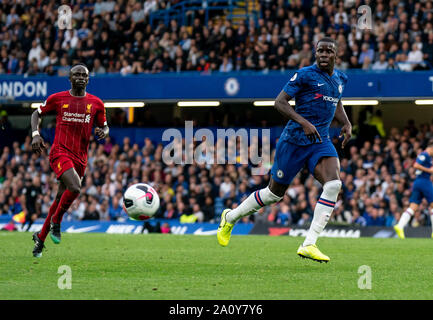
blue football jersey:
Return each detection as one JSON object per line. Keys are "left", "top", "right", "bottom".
{"left": 415, "top": 151, "right": 432, "bottom": 180}
{"left": 279, "top": 63, "right": 348, "bottom": 145}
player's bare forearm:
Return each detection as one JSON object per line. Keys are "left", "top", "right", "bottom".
{"left": 274, "top": 90, "right": 322, "bottom": 143}
{"left": 414, "top": 162, "right": 433, "bottom": 174}
{"left": 274, "top": 90, "right": 308, "bottom": 126}
{"left": 335, "top": 100, "right": 352, "bottom": 148}
{"left": 334, "top": 100, "right": 351, "bottom": 126}
{"left": 31, "top": 110, "right": 41, "bottom": 133}
{"left": 31, "top": 110, "right": 46, "bottom": 155}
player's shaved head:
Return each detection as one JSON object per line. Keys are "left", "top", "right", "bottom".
{"left": 70, "top": 63, "right": 89, "bottom": 75}
{"left": 71, "top": 62, "right": 88, "bottom": 69}
{"left": 69, "top": 63, "right": 89, "bottom": 95}
{"left": 317, "top": 37, "right": 337, "bottom": 49}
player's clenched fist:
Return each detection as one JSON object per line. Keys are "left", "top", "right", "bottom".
{"left": 94, "top": 127, "right": 108, "bottom": 140}
{"left": 31, "top": 135, "right": 46, "bottom": 155}
{"left": 301, "top": 121, "right": 322, "bottom": 143}
{"left": 339, "top": 123, "right": 352, "bottom": 149}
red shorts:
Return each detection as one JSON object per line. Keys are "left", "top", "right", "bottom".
{"left": 50, "top": 155, "right": 86, "bottom": 180}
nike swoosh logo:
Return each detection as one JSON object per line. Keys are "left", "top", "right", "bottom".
{"left": 194, "top": 228, "right": 218, "bottom": 235}
{"left": 66, "top": 226, "right": 100, "bottom": 233}
{"left": 317, "top": 83, "right": 325, "bottom": 86}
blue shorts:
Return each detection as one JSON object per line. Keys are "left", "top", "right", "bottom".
{"left": 271, "top": 139, "right": 338, "bottom": 185}
{"left": 409, "top": 179, "right": 433, "bottom": 204}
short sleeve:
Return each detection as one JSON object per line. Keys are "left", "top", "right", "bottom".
{"left": 416, "top": 153, "right": 426, "bottom": 165}
{"left": 283, "top": 71, "right": 305, "bottom": 98}
{"left": 95, "top": 99, "right": 107, "bottom": 127}
{"left": 341, "top": 72, "right": 348, "bottom": 86}
{"left": 37, "top": 94, "right": 57, "bottom": 115}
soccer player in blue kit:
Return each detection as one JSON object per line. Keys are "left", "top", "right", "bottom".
{"left": 217, "top": 37, "right": 352, "bottom": 263}
{"left": 394, "top": 140, "right": 433, "bottom": 239}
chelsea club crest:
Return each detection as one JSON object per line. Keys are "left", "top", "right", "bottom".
{"left": 277, "top": 170, "right": 284, "bottom": 179}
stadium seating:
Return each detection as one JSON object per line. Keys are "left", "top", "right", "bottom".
{"left": 1, "top": 1, "right": 433, "bottom": 229}
{"left": 0, "top": 0, "right": 432, "bottom": 75}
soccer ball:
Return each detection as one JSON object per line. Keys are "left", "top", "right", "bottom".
{"left": 122, "top": 183, "right": 160, "bottom": 220}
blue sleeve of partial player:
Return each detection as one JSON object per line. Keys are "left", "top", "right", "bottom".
{"left": 283, "top": 71, "right": 305, "bottom": 97}
{"left": 341, "top": 71, "right": 348, "bottom": 86}
{"left": 416, "top": 153, "right": 427, "bottom": 165}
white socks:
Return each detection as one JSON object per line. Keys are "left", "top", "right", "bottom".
{"left": 225, "top": 179, "right": 342, "bottom": 248}
{"left": 226, "top": 187, "right": 283, "bottom": 224}
{"left": 303, "top": 180, "right": 342, "bottom": 247}
{"left": 397, "top": 208, "right": 414, "bottom": 229}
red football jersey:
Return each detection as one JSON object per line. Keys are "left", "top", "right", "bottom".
{"left": 38, "top": 90, "right": 107, "bottom": 166}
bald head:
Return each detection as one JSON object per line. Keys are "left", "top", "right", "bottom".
{"left": 69, "top": 64, "right": 89, "bottom": 93}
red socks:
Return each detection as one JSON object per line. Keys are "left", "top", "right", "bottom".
{"left": 51, "top": 189, "right": 80, "bottom": 224}
{"left": 38, "top": 199, "right": 58, "bottom": 241}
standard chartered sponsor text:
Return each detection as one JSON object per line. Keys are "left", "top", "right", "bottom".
{"left": 62, "top": 112, "right": 87, "bottom": 123}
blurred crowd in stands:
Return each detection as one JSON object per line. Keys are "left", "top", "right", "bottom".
{"left": 1, "top": 0, "right": 433, "bottom": 76}
{"left": 1, "top": 115, "right": 433, "bottom": 229}
{"left": 1, "top": 0, "right": 433, "bottom": 229}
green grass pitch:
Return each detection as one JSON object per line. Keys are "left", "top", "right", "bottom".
{"left": 1, "top": 232, "right": 433, "bottom": 300}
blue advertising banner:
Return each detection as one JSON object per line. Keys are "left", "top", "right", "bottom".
{"left": 1, "top": 71, "right": 433, "bottom": 102}
{"left": 3, "top": 215, "right": 430, "bottom": 238}
{"left": 0, "top": 215, "right": 253, "bottom": 235}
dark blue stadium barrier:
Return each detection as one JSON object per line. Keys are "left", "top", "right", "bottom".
{"left": 0, "top": 215, "right": 253, "bottom": 235}
{"left": 1, "top": 71, "right": 433, "bottom": 102}
{"left": 0, "top": 128, "right": 28, "bottom": 150}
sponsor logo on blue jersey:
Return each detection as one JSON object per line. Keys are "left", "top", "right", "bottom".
{"left": 280, "top": 64, "right": 348, "bottom": 146}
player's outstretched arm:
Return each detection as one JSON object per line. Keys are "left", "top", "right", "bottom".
{"left": 274, "top": 90, "right": 322, "bottom": 143}
{"left": 30, "top": 110, "right": 46, "bottom": 155}
{"left": 334, "top": 100, "right": 352, "bottom": 148}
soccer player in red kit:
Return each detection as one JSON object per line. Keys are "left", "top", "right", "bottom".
{"left": 31, "top": 63, "right": 109, "bottom": 257}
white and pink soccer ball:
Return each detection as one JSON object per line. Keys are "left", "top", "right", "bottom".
{"left": 122, "top": 183, "right": 160, "bottom": 220}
